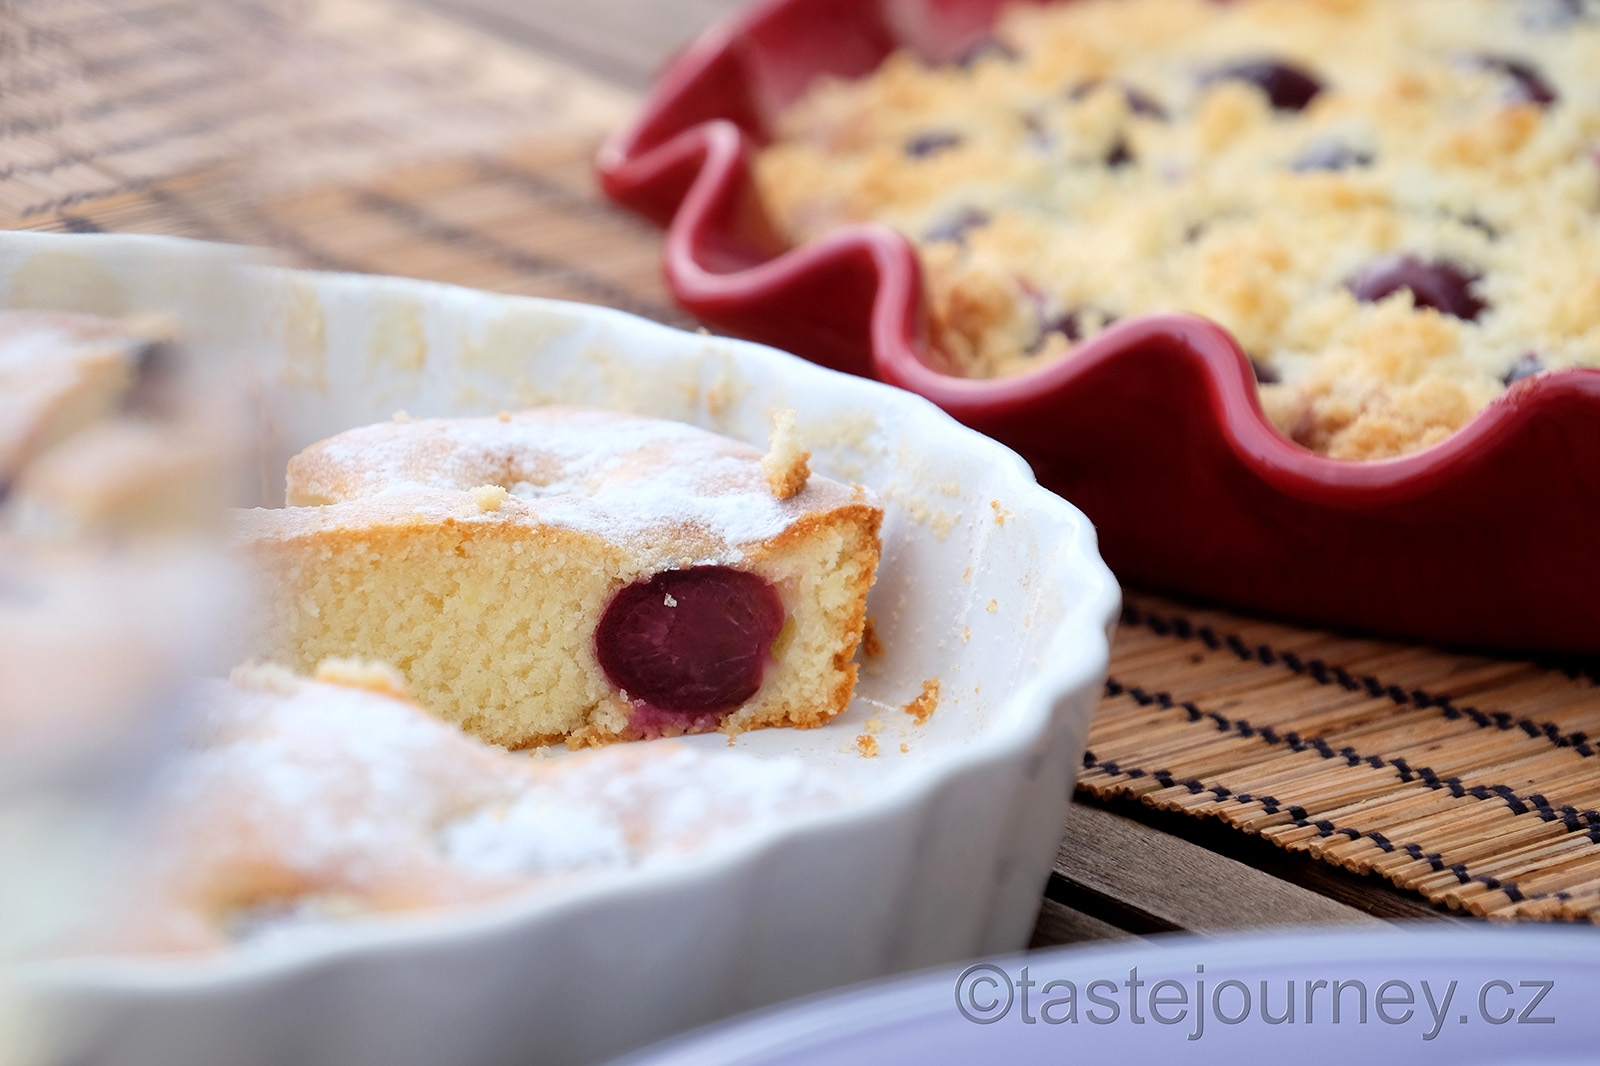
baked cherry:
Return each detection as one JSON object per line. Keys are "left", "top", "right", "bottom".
{"left": 1470, "top": 54, "right": 1558, "bottom": 106}
{"left": 1291, "top": 141, "right": 1373, "bottom": 172}
{"left": 595, "top": 567, "right": 785, "bottom": 714}
{"left": 1503, "top": 352, "right": 1545, "bottom": 385}
{"left": 1068, "top": 80, "right": 1168, "bottom": 120}
{"left": 1348, "top": 256, "right": 1486, "bottom": 320}
{"left": 904, "top": 130, "right": 963, "bottom": 158}
{"left": 1207, "top": 59, "right": 1323, "bottom": 112}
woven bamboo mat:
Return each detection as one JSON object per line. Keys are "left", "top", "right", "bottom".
{"left": 8, "top": 0, "right": 1598, "bottom": 926}
{"left": 1089, "top": 592, "right": 1600, "bottom": 922}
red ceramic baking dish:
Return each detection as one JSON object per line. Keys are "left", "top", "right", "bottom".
{"left": 597, "top": 0, "right": 1600, "bottom": 654}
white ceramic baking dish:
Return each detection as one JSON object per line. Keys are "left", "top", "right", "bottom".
{"left": 3, "top": 232, "right": 1119, "bottom": 1066}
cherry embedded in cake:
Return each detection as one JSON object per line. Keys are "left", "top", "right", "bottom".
{"left": 1348, "top": 256, "right": 1486, "bottom": 321}
{"left": 595, "top": 567, "right": 785, "bottom": 724}
{"left": 236, "top": 408, "right": 883, "bottom": 748}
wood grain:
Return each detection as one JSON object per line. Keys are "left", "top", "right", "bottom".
{"left": 1028, "top": 899, "right": 1142, "bottom": 948}
{"left": 1052, "top": 804, "right": 1391, "bottom": 935}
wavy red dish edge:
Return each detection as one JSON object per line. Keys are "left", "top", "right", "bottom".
{"left": 598, "top": 0, "right": 1600, "bottom": 653}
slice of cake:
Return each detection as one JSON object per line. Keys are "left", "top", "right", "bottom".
{"left": 236, "top": 408, "right": 883, "bottom": 748}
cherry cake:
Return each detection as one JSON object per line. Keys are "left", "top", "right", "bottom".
{"left": 756, "top": 0, "right": 1600, "bottom": 459}
{"left": 235, "top": 408, "right": 882, "bottom": 748}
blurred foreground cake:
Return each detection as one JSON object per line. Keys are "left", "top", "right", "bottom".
{"left": 236, "top": 408, "right": 883, "bottom": 748}
{"left": 0, "top": 310, "right": 242, "bottom": 766}
{"left": 0, "top": 305, "right": 245, "bottom": 1017}
{"left": 114, "top": 662, "right": 845, "bottom": 951}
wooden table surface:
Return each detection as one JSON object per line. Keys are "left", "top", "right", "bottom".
{"left": 407, "top": 0, "right": 1457, "bottom": 945}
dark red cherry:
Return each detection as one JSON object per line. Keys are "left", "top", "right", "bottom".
{"left": 1207, "top": 59, "right": 1323, "bottom": 112}
{"left": 904, "top": 130, "right": 963, "bottom": 158}
{"left": 1503, "top": 352, "right": 1545, "bottom": 385}
{"left": 595, "top": 567, "right": 785, "bottom": 714}
{"left": 1471, "top": 54, "right": 1558, "bottom": 106}
{"left": 1068, "top": 79, "right": 1168, "bottom": 120}
{"left": 1348, "top": 256, "right": 1486, "bottom": 320}
{"left": 1291, "top": 141, "right": 1373, "bottom": 172}
{"left": 924, "top": 207, "right": 991, "bottom": 244}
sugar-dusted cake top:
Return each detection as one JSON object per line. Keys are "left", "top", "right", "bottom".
{"left": 248, "top": 407, "right": 874, "bottom": 564}
{"left": 117, "top": 664, "right": 846, "bottom": 951}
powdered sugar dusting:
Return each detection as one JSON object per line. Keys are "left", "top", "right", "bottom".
{"left": 284, "top": 408, "right": 859, "bottom": 556}
{"left": 132, "top": 670, "right": 846, "bottom": 949}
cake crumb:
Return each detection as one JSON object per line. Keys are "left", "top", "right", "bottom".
{"left": 664, "top": 592, "right": 678, "bottom": 607}
{"left": 313, "top": 657, "right": 411, "bottom": 700}
{"left": 986, "top": 599, "right": 998, "bottom": 613}
{"left": 863, "top": 717, "right": 882, "bottom": 733}
{"left": 990, "top": 500, "right": 1009, "bottom": 525}
{"left": 761, "top": 408, "right": 811, "bottom": 499}
{"left": 528, "top": 746, "right": 554, "bottom": 760}
{"left": 899, "top": 742, "right": 910, "bottom": 753}
{"left": 390, "top": 409, "right": 412, "bottom": 423}
{"left": 497, "top": 410, "right": 512, "bottom": 423}
{"left": 962, "top": 566, "right": 972, "bottom": 582}
{"left": 861, "top": 616, "right": 885, "bottom": 658}
{"left": 471, "top": 484, "right": 511, "bottom": 512}
{"left": 961, "top": 626, "right": 971, "bottom": 643}
{"left": 904, "top": 678, "right": 940, "bottom": 724}
{"left": 856, "top": 734, "right": 879, "bottom": 758}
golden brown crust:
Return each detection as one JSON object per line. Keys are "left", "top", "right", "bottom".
{"left": 860, "top": 616, "right": 885, "bottom": 659}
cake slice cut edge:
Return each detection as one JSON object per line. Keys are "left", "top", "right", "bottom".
{"left": 235, "top": 408, "right": 884, "bottom": 749}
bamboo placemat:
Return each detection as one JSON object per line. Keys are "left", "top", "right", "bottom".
{"left": 1087, "top": 593, "right": 1600, "bottom": 922}
{"left": 9, "top": 0, "right": 1598, "bottom": 926}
